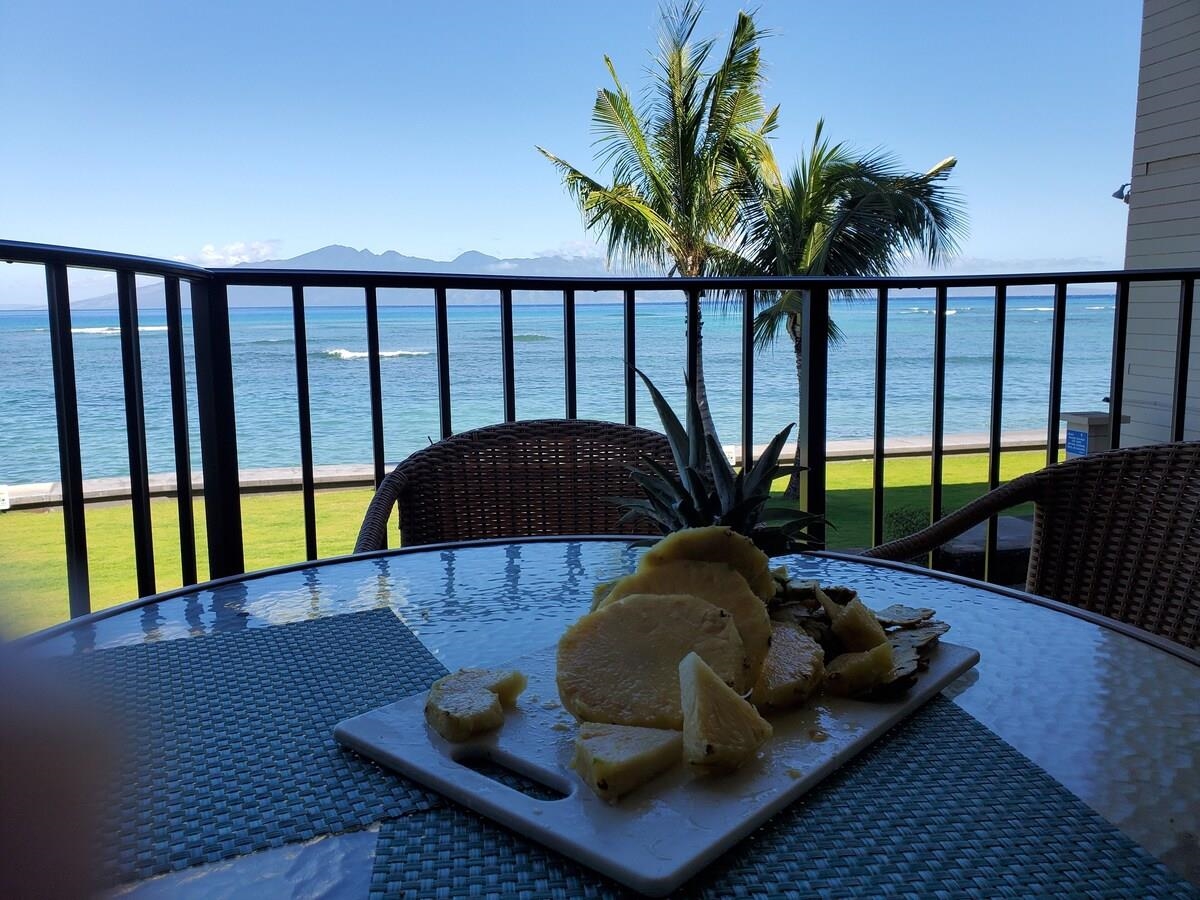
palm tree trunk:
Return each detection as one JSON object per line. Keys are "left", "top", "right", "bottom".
{"left": 691, "top": 302, "right": 719, "bottom": 440}
{"left": 784, "top": 312, "right": 804, "bottom": 501}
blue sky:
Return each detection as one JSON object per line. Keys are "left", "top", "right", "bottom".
{"left": 1, "top": 0, "right": 1140, "bottom": 300}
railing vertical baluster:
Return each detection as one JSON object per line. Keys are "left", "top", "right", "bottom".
{"left": 985, "top": 284, "right": 1008, "bottom": 583}
{"left": 685, "top": 287, "right": 701, "bottom": 400}
{"left": 164, "top": 277, "right": 197, "bottom": 585}
{"left": 871, "top": 287, "right": 888, "bottom": 548}
{"left": 292, "top": 286, "right": 317, "bottom": 560}
{"left": 434, "top": 286, "right": 452, "bottom": 438}
{"left": 116, "top": 270, "right": 156, "bottom": 596}
{"left": 798, "top": 287, "right": 829, "bottom": 546}
{"left": 1172, "top": 278, "right": 1194, "bottom": 442}
{"left": 1046, "top": 282, "right": 1068, "bottom": 465}
{"left": 563, "top": 289, "right": 577, "bottom": 419}
{"left": 192, "top": 277, "right": 245, "bottom": 578}
{"left": 623, "top": 288, "right": 637, "bottom": 426}
{"left": 45, "top": 263, "right": 90, "bottom": 616}
{"left": 929, "top": 286, "right": 948, "bottom": 560}
{"left": 500, "top": 287, "right": 516, "bottom": 422}
{"left": 365, "top": 286, "right": 386, "bottom": 494}
{"left": 1109, "top": 280, "right": 1130, "bottom": 448}
{"left": 741, "top": 288, "right": 755, "bottom": 470}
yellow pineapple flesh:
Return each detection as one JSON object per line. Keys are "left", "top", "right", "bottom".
{"left": 424, "top": 668, "right": 527, "bottom": 742}
{"left": 557, "top": 593, "right": 748, "bottom": 729}
{"left": 597, "top": 560, "right": 771, "bottom": 687}
{"left": 751, "top": 623, "right": 826, "bottom": 710}
{"left": 572, "top": 722, "right": 682, "bottom": 803}
{"left": 639, "top": 526, "right": 776, "bottom": 601}
{"left": 824, "top": 642, "right": 895, "bottom": 697}
{"left": 828, "top": 597, "right": 889, "bottom": 651}
{"left": 679, "top": 651, "right": 773, "bottom": 773}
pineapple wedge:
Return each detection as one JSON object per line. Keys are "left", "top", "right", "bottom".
{"left": 824, "top": 642, "right": 895, "bottom": 697}
{"left": 597, "top": 561, "right": 771, "bottom": 686}
{"left": 679, "top": 651, "right": 773, "bottom": 773}
{"left": 751, "top": 623, "right": 825, "bottom": 710}
{"left": 832, "top": 598, "right": 889, "bottom": 651}
{"left": 818, "top": 591, "right": 889, "bottom": 651}
{"left": 572, "top": 723, "right": 682, "bottom": 803}
{"left": 424, "top": 668, "right": 527, "bottom": 742}
{"left": 557, "top": 593, "right": 748, "bottom": 729}
{"left": 639, "top": 526, "right": 776, "bottom": 601}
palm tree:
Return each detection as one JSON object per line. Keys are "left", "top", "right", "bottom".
{"left": 734, "top": 121, "right": 966, "bottom": 499}
{"left": 537, "top": 1, "right": 778, "bottom": 436}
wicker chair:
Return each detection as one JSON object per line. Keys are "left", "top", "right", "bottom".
{"left": 354, "top": 419, "right": 675, "bottom": 552}
{"left": 863, "top": 441, "right": 1200, "bottom": 650}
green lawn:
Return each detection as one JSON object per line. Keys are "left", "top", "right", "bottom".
{"left": 0, "top": 449, "right": 1048, "bottom": 637}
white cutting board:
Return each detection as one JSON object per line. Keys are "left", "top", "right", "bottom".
{"left": 335, "top": 641, "right": 979, "bottom": 896}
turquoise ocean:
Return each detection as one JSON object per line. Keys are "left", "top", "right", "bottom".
{"left": 0, "top": 294, "right": 1117, "bottom": 485}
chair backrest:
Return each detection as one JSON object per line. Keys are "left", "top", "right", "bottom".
{"left": 354, "top": 419, "right": 676, "bottom": 551}
{"left": 1025, "top": 441, "right": 1200, "bottom": 648}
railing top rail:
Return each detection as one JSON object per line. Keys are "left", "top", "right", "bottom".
{"left": 0, "top": 239, "right": 212, "bottom": 280}
{"left": 210, "top": 266, "right": 1200, "bottom": 292}
{"left": 4, "top": 239, "right": 1200, "bottom": 291}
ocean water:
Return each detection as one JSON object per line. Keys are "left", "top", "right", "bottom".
{"left": 0, "top": 294, "right": 1117, "bottom": 484}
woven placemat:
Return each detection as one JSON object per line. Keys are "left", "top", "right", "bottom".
{"left": 54, "top": 609, "right": 448, "bottom": 886}
{"left": 368, "top": 697, "right": 1196, "bottom": 899}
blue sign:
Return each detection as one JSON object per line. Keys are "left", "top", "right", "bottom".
{"left": 1066, "top": 429, "right": 1089, "bottom": 457}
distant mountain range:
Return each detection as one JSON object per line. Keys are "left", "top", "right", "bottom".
{"left": 72, "top": 245, "right": 646, "bottom": 309}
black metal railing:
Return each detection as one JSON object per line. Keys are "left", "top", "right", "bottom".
{"left": 3, "top": 238, "right": 1199, "bottom": 620}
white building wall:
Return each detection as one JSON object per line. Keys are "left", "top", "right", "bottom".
{"left": 1121, "top": 0, "right": 1200, "bottom": 446}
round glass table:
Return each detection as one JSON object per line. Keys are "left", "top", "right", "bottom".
{"left": 26, "top": 538, "right": 1200, "bottom": 896}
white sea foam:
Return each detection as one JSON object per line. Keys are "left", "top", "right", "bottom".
{"left": 69, "top": 325, "right": 170, "bottom": 335}
{"left": 1015, "top": 307, "right": 1054, "bottom": 312}
{"left": 1085, "top": 305, "right": 1114, "bottom": 311}
{"left": 322, "top": 347, "right": 431, "bottom": 360}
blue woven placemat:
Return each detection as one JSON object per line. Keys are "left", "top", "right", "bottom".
{"left": 368, "top": 697, "right": 1196, "bottom": 899}
{"left": 55, "top": 609, "right": 448, "bottom": 886}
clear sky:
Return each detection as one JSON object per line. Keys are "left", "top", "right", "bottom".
{"left": 1, "top": 0, "right": 1140, "bottom": 301}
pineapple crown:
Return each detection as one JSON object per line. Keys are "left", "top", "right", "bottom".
{"left": 616, "top": 368, "right": 824, "bottom": 552}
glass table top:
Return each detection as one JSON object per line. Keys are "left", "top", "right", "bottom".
{"left": 27, "top": 538, "right": 1198, "bottom": 893}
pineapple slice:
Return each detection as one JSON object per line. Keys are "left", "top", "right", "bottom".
{"left": 679, "top": 651, "right": 773, "bottom": 773}
{"left": 639, "top": 526, "right": 776, "bottom": 601}
{"left": 831, "top": 597, "right": 889, "bottom": 651}
{"left": 572, "top": 723, "right": 682, "bottom": 803}
{"left": 557, "top": 593, "right": 748, "bottom": 729}
{"left": 597, "top": 561, "right": 771, "bottom": 686}
{"left": 824, "top": 642, "right": 895, "bottom": 697}
{"left": 590, "top": 578, "right": 619, "bottom": 612}
{"left": 751, "top": 623, "right": 825, "bottom": 710}
{"left": 424, "top": 668, "right": 527, "bottom": 742}
{"left": 818, "top": 591, "right": 889, "bottom": 652}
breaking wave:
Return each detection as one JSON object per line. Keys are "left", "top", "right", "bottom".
{"left": 321, "top": 347, "right": 431, "bottom": 360}
{"left": 65, "top": 325, "right": 170, "bottom": 335}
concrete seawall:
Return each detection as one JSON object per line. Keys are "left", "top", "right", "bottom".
{"left": 1, "top": 428, "right": 1062, "bottom": 511}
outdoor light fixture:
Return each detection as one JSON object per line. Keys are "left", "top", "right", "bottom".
{"left": 1112, "top": 183, "right": 1131, "bottom": 203}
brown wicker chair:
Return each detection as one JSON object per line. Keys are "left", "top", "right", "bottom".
{"left": 863, "top": 441, "right": 1200, "bottom": 650}
{"left": 354, "top": 419, "right": 675, "bottom": 552}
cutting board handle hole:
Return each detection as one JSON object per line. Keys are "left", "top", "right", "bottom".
{"left": 453, "top": 751, "right": 570, "bottom": 801}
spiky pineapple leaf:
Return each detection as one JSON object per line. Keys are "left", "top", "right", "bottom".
{"left": 634, "top": 367, "right": 704, "bottom": 499}
{"left": 705, "top": 433, "right": 737, "bottom": 512}
{"left": 743, "top": 423, "right": 796, "bottom": 498}
{"left": 628, "top": 466, "right": 685, "bottom": 509}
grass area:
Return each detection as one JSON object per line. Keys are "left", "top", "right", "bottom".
{"left": 0, "top": 449, "right": 1049, "bottom": 637}
{"left": 0, "top": 488, "right": 375, "bottom": 637}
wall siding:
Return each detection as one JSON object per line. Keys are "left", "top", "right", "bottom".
{"left": 1122, "top": 0, "right": 1200, "bottom": 445}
